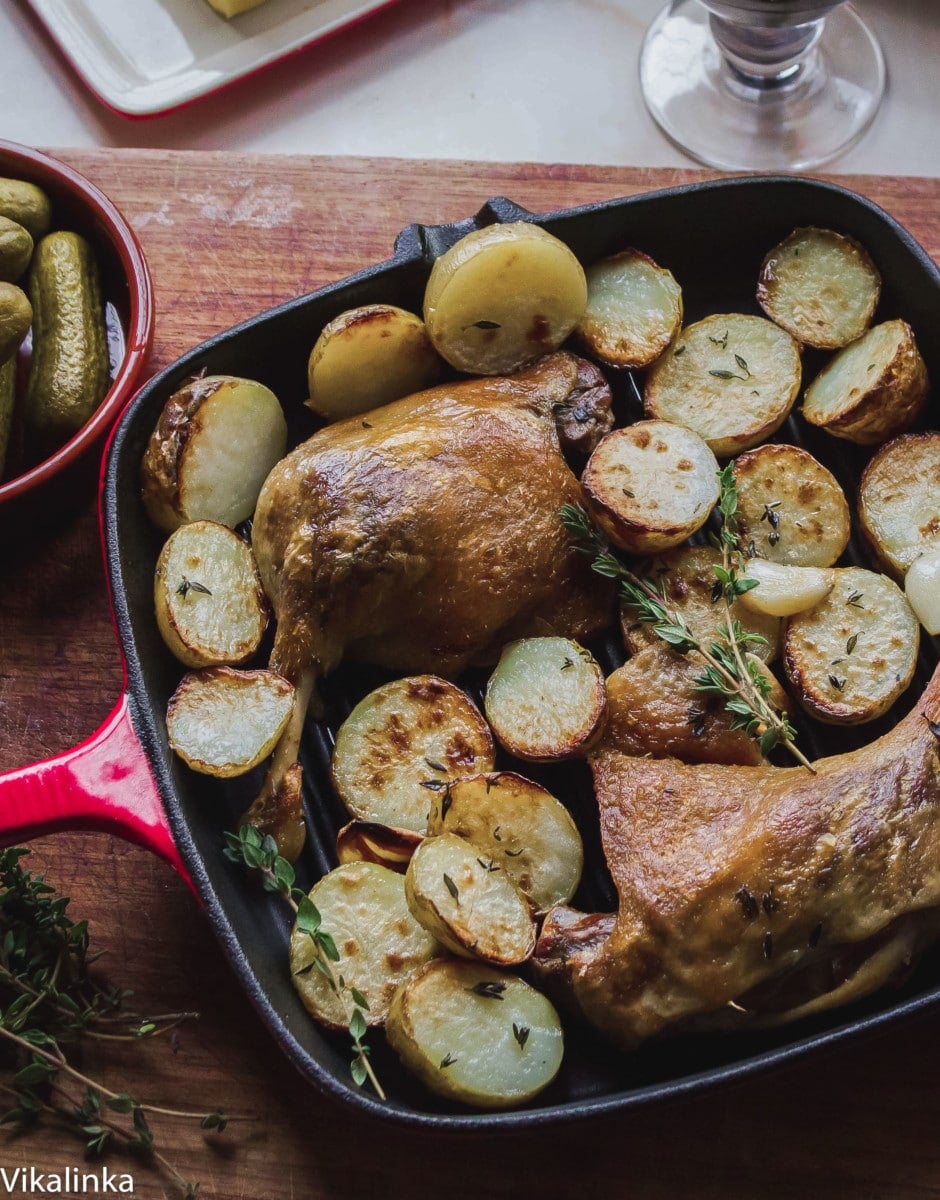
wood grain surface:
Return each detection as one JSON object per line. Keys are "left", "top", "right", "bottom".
{"left": 1, "top": 152, "right": 938, "bottom": 1199}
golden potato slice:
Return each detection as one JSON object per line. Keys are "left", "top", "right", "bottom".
{"left": 644, "top": 313, "right": 802, "bottom": 457}
{"left": 576, "top": 248, "right": 682, "bottom": 368}
{"left": 426, "top": 772, "right": 583, "bottom": 913}
{"left": 802, "top": 319, "right": 928, "bottom": 445}
{"left": 621, "top": 544, "right": 782, "bottom": 664}
{"left": 306, "top": 304, "right": 442, "bottom": 420}
{"left": 783, "top": 566, "right": 920, "bottom": 725}
{"left": 581, "top": 420, "right": 718, "bottom": 554}
{"left": 422, "top": 222, "right": 587, "bottom": 375}
{"left": 154, "top": 520, "right": 268, "bottom": 668}
{"left": 738, "top": 559, "right": 835, "bottom": 618}
{"left": 484, "top": 638, "right": 606, "bottom": 762}
{"left": 757, "top": 227, "right": 881, "bottom": 349}
{"left": 335, "top": 820, "right": 422, "bottom": 873}
{"left": 858, "top": 432, "right": 940, "bottom": 578}
{"left": 141, "top": 375, "right": 288, "bottom": 534}
{"left": 387, "top": 959, "right": 564, "bottom": 1108}
{"left": 733, "top": 443, "right": 850, "bottom": 568}
{"left": 166, "top": 666, "right": 294, "bottom": 777}
{"left": 331, "top": 676, "right": 494, "bottom": 834}
{"left": 405, "top": 833, "right": 536, "bottom": 966}
{"left": 289, "top": 862, "right": 438, "bottom": 1030}
{"left": 602, "top": 644, "right": 788, "bottom": 768}
{"left": 905, "top": 548, "right": 940, "bottom": 635}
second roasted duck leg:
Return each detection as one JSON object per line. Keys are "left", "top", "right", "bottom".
{"left": 536, "top": 668, "right": 940, "bottom": 1048}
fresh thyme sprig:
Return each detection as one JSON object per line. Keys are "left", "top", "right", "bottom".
{"left": 222, "top": 826, "right": 385, "bottom": 1100}
{"left": 561, "top": 489, "right": 815, "bottom": 772}
{"left": 0, "top": 846, "right": 227, "bottom": 1198}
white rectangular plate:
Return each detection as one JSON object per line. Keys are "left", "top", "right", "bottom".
{"left": 27, "top": 0, "right": 399, "bottom": 118}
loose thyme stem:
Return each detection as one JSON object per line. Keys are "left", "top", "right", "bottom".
{"left": 561, "top": 500, "right": 815, "bottom": 772}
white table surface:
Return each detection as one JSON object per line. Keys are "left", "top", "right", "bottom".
{"left": 3, "top": 0, "right": 939, "bottom": 175}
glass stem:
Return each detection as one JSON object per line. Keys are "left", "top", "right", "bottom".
{"left": 708, "top": 14, "right": 825, "bottom": 90}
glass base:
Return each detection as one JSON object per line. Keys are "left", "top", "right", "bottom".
{"left": 639, "top": 0, "right": 886, "bottom": 172}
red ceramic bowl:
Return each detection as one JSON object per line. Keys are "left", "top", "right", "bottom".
{"left": 0, "top": 140, "right": 154, "bottom": 531}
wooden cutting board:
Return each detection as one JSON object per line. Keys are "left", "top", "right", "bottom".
{"left": 2, "top": 152, "right": 940, "bottom": 1200}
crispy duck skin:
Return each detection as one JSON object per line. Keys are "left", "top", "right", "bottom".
{"left": 252, "top": 351, "right": 614, "bottom": 684}
{"left": 535, "top": 668, "right": 940, "bottom": 1048}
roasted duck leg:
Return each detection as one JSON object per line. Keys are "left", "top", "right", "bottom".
{"left": 249, "top": 351, "right": 613, "bottom": 814}
{"left": 536, "top": 668, "right": 940, "bottom": 1048}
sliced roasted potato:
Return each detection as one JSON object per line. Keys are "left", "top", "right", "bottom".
{"left": 289, "top": 862, "right": 438, "bottom": 1029}
{"left": 386, "top": 959, "right": 564, "bottom": 1108}
{"left": 757, "top": 227, "right": 881, "bottom": 348}
{"left": 422, "top": 222, "right": 587, "bottom": 375}
{"left": 484, "top": 637, "right": 606, "bottom": 761}
{"left": 154, "top": 520, "right": 268, "bottom": 668}
{"left": 733, "top": 443, "right": 850, "bottom": 568}
{"left": 738, "top": 559, "right": 835, "bottom": 618}
{"left": 858, "top": 432, "right": 940, "bottom": 577}
{"left": 427, "top": 772, "right": 583, "bottom": 913}
{"left": 621, "top": 544, "right": 782, "bottom": 664}
{"left": 336, "top": 820, "right": 423, "bottom": 873}
{"left": 905, "top": 548, "right": 940, "bottom": 635}
{"left": 306, "top": 304, "right": 442, "bottom": 420}
{"left": 166, "top": 666, "right": 294, "bottom": 777}
{"left": 802, "top": 319, "right": 928, "bottom": 445}
{"left": 576, "top": 248, "right": 682, "bottom": 368}
{"left": 405, "top": 833, "right": 536, "bottom": 965}
{"left": 602, "top": 644, "right": 788, "bottom": 767}
{"left": 783, "top": 566, "right": 920, "bottom": 725}
{"left": 644, "top": 313, "right": 802, "bottom": 456}
{"left": 331, "top": 676, "right": 494, "bottom": 833}
{"left": 141, "top": 375, "right": 288, "bottom": 534}
{"left": 581, "top": 420, "right": 718, "bottom": 554}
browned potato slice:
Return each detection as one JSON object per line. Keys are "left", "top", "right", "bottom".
{"left": 166, "top": 666, "right": 294, "bottom": 777}
{"left": 427, "top": 772, "right": 583, "bottom": 913}
{"left": 484, "top": 638, "right": 606, "bottom": 761}
{"left": 802, "top": 319, "right": 928, "bottom": 445}
{"left": 336, "top": 820, "right": 423, "bottom": 873}
{"left": 405, "top": 833, "right": 536, "bottom": 966}
{"left": 141, "top": 375, "right": 288, "bottom": 534}
{"left": 306, "top": 304, "right": 442, "bottom": 420}
{"left": 576, "top": 248, "right": 682, "bottom": 368}
{"left": 783, "top": 566, "right": 920, "bottom": 725}
{"left": 738, "top": 559, "right": 835, "bottom": 618}
{"left": 621, "top": 544, "right": 781, "bottom": 664}
{"left": 154, "top": 520, "right": 268, "bottom": 668}
{"left": 386, "top": 959, "right": 564, "bottom": 1108}
{"left": 422, "top": 222, "right": 587, "bottom": 375}
{"left": 603, "top": 644, "right": 788, "bottom": 767}
{"left": 733, "top": 443, "right": 850, "bottom": 568}
{"left": 331, "top": 676, "right": 494, "bottom": 833}
{"left": 644, "top": 313, "right": 802, "bottom": 456}
{"left": 858, "top": 432, "right": 940, "bottom": 577}
{"left": 757, "top": 227, "right": 880, "bottom": 349}
{"left": 582, "top": 420, "right": 718, "bottom": 554}
{"left": 289, "top": 862, "right": 438, "bottom": 1029}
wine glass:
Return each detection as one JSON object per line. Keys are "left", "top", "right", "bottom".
{"left": 639, "top": 0, "right": 886, "bottom": 171}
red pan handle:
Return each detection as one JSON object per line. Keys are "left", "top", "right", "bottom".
{"left": 0, "top": 694, "right": 193, "bottom": 890}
